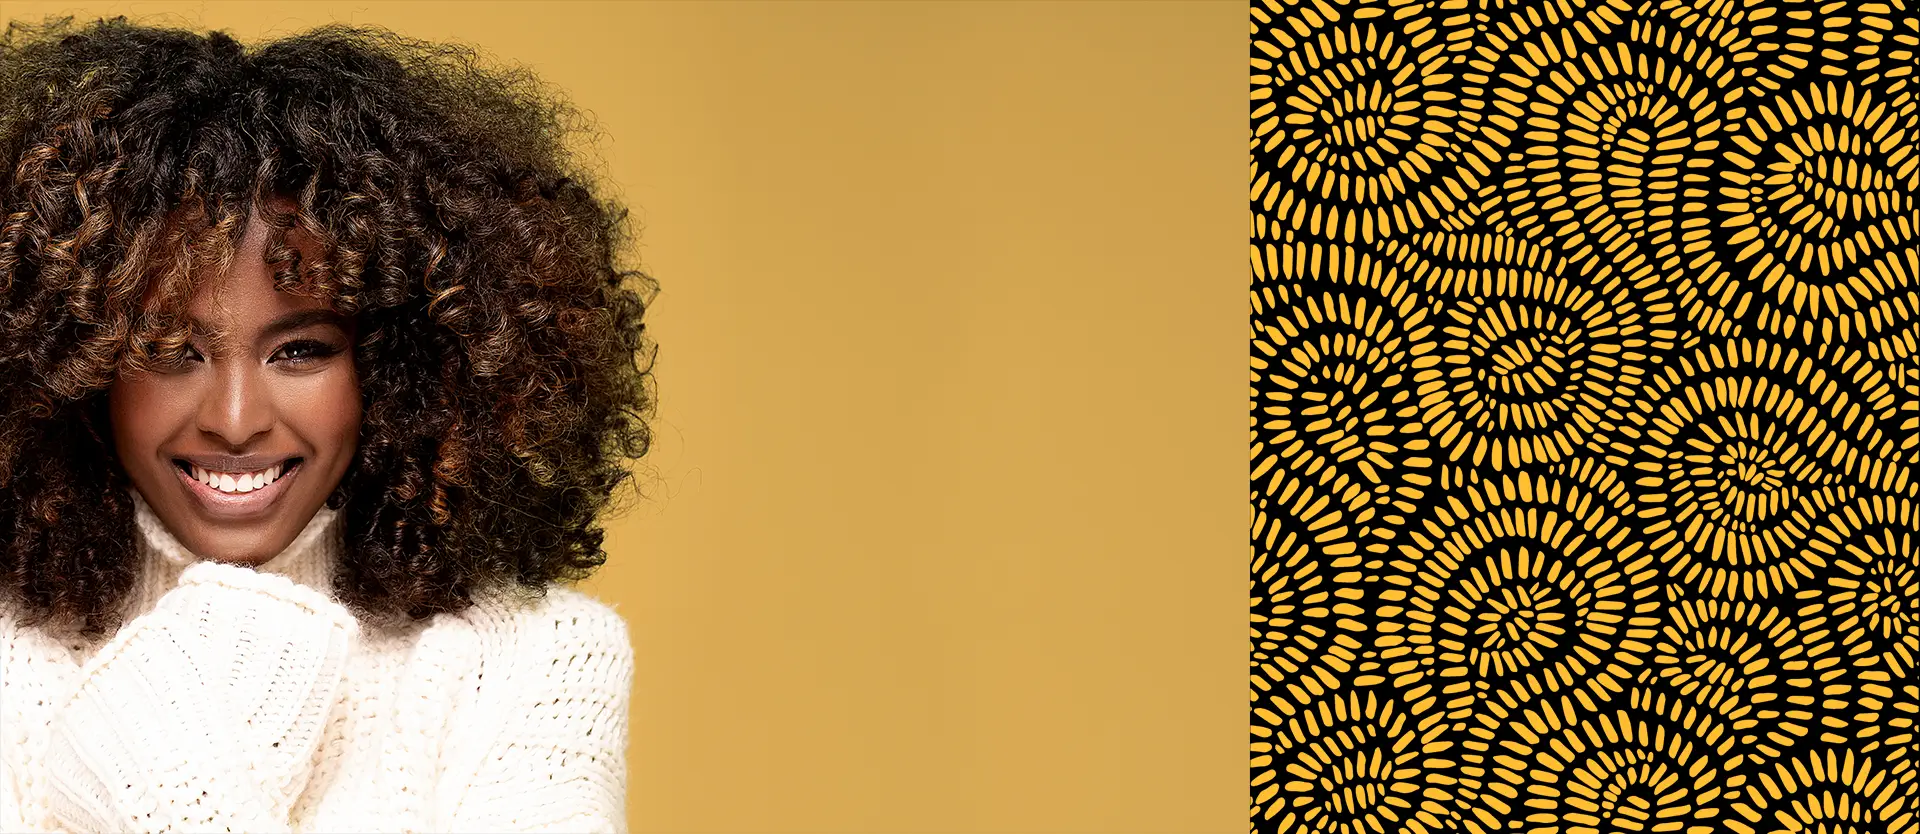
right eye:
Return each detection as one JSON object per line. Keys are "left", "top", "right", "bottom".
{"left": 151, "top": 342, "right": 204, "bottom": 368}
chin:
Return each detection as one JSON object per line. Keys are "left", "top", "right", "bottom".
{"left": 185, "top": 534, "right": 282, "bottom": 565}
{"left": 161, "top": 512, "right": 304, "bottom": 565}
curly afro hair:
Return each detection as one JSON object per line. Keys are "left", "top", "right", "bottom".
{"left": 0, "top": 15, "right": 659, "bottom": 638}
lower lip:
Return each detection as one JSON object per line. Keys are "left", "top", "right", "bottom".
{"left": 172, "top": 461, "right": 301, "bottom": 520}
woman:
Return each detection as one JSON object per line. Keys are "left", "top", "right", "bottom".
{"left": 0, "top": 14, "right": 657, "bottom": 833}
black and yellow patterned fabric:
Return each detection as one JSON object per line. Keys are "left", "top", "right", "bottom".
{"left": 1249, "top": 0, "right": 1918, "bottom": 830}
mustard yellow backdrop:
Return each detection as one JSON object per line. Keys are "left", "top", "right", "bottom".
{"left": 0, "top": 1, "right": 1242, "bottom": 831}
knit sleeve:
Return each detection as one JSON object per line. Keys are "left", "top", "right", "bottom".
{"left": 435, "top": 589, "right": 635, "bottom": 833}
{"left": 0, "top": 607, "right": 71, "bottom": 833}
{"left": 39, "top": 559, "right": 359, "bottom": 834}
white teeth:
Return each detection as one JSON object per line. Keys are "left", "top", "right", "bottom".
{"left": 187, "top": 463, "right": 287, "bottom": 494}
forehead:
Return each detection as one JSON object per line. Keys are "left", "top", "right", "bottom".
{"left": 175, "top": 200, "right": 338, "bottom": 330}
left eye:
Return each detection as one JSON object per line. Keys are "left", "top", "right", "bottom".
{"left": 272, "top": 340, "right": 337, "bottom": 363}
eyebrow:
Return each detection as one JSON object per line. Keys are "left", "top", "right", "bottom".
{"left": 260, "top": 309, "right": 352, "bottom": 340}
{"left": 188, "top": 310, "right": 352, "bottom": 343}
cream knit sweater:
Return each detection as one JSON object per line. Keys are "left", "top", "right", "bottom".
{"left": 0, "top": 491, "right": 634, "bottom": 833}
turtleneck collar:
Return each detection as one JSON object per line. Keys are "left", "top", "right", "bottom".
{"left": 129, "top": 487, "right": 343, "bottom": 600}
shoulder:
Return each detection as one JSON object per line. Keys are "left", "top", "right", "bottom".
{"left": 458, "top": 583, "right": 631, "bottom": 646}
{"left": 0, "top": 602, "right": 85, "bottom": 672}
{"left": 440, "top": 583, "right": 634, "bottom": 685}
{"left": 428, "top": 585, "right": 633, "bottom": 830}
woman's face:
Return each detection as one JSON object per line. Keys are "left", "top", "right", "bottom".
{"left": 108, "top": 203, "right": 361, "bottom": 565}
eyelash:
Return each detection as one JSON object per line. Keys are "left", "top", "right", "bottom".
{"left": 165, "top": 339, "right": 340, "bottom": 365}
{"left": 272, "top": 339, "right": 340, "bottom": 364}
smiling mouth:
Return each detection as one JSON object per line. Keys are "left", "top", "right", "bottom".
{"left": 173, "top": 458, "right": 302, "bottom": 493}
{"left": 170, "top": 457, "right": 304, "bottom": 516}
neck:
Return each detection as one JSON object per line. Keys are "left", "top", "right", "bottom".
{"left": 128, "top": 487, "right": 343, "bottom": 601}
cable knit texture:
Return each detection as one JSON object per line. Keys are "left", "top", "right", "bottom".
{"left": 0, "top": 491, "right": 635, "bottom": 833}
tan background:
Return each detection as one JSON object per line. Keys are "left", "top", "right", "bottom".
{"left": 0, "top": 1, "right": 1241, "bottom": 831}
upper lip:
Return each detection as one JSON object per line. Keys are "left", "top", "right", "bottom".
{"left": 172, "top": 453, "right": 300, "bottom": 473}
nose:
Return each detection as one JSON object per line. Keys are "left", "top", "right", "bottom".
{"left": 197, "top": 361, "right": 275, "bottom": 448}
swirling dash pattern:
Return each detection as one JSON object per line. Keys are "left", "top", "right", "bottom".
{"left": 1252, "top": 0, "right": 1920, "bottom": 830}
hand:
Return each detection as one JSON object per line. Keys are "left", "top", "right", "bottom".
{"left": 41, "top": 560, "right": 359, "bottom": 832}
{"left": 166, "top": 560, "right": 360, "bottom": 817}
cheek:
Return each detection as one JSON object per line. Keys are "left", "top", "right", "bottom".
{"left": 107, "top": 375, "right": 189, "bottom": 459}
{"left": 282, "top": 366, "right": 362, "bottom": 456}
{"left": 332, "top": 389, "right": 364, "bottom": 449}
